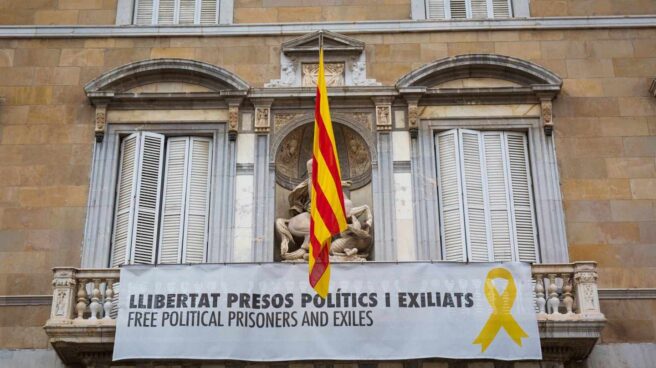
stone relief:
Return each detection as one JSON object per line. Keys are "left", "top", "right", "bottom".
{"left": 274, "top": 123, "right": 372, "bottom": 190}
{"left": 265, "top": 31, "right": 380, "bottom": 88}
{"left": 276, "top": 128, "right": 303, "bottom": 179}
{"left": 276, "top": 159, "right": 373, "bottom": 262}
{"left": 254, "top": 106, "right": 270, "bottom": 133}
{"left": 274, "top": 112, "right": 304, "bottom": 131}
{"left": 55, "top": 290, "right": 68, "bottom": 316}
{"left": 376, "top": 105, "right": 391, "bottom": 130}
{"left": 265, "top": 59, "right": 297, "bottom": 87}
{"left": 302, "top": 62, "right": 345, "bottom": 87}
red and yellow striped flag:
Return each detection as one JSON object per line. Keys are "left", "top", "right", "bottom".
{"left": 309, "top": 46, "right": 348, "bottom": 298}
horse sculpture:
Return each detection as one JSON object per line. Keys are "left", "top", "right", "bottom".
{"left": 275, "top": 159, "right": 373, "bottom": 261}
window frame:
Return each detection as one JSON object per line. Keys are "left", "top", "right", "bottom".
{"left": 411, "top": 117, "right": 567, "bottom": 263}
{"left": 433, "top": 128, "right": 539, "bottom": 263}
{"left": 82, "top": 123, "right": 231, "bottom": 268}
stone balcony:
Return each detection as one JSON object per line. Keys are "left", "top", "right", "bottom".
{"left": 44, "top": 263, "right": 606, "bottom": 367}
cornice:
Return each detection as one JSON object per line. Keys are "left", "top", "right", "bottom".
{"left": 0, "top": 295, "right": 52, "bottom": 306}
{"left": 0, "top": 16, "right": 655, "bottom": 39}
{"left": 598, "top": 288, "right": 656, "bottom": 300}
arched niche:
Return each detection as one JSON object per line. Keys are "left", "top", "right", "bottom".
{"left": 271, "top": 113, "right": 376, "bottom": 261}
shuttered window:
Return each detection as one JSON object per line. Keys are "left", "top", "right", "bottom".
{"left": 435, "top": 129, "right": 537, "bottom": 262}
{"left": 426, "top": 0, "right": 512, "bottom": 19}
{"left": 111, "top": 132, "right": 212, "bottom": 266}
{"left": 134, "top": 0, "right": 219, "bottom": 25}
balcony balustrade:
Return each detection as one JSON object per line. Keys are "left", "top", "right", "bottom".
{"left": 44, "top": 262, "right": 605, "bottom": 366}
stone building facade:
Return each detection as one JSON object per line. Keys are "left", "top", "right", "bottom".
{"left": 0, "top": 0, "right": 655, "bottom": 367}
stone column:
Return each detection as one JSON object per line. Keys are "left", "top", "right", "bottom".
{"left": 251, "top": 99, "right": 275, "bottom": 262}
{"left": 574, "top": 262, "right": 604, "bottom": 319}
{"left": 226, "top": 97, "right": 243, "bottom": 141}
{"left": 48, "top": 268, "right": 77, "bottom": 324}
{"left": 372, "top": 97, "right": 397, "bottom": 261}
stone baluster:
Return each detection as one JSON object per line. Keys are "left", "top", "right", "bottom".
{"left": 562, "top": 273, "right": 574, "bottom": 315}
{"left": 89, "top": 279, "right": 102, "bottom": 320}
{"left": 574, "top": 261, "right": 604, "bottom": 319}
{"left": 103, "top": 279, "right": 114, "bottom": 320}
{"left": 534, "top": 273, "right": 546, "bottom": 316}
{"left": 48, "top": 268, "right": 77, "bottom": 323}
{"left": 546, "top": 273, "right": 560, "bottom": 315}
{"left": 75, "top": 279, "right": 89, "bottom": 320}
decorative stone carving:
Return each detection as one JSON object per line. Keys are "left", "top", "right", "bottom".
{"left": 265, "top": 59, "right": 297, "bottom": 87}
{"left": 346, "top": 112, "right": 373, "bottom": 131}
{"left": 265, "top": 31, "right": 380, "bottom": 88}
{"left": 94, "top": 104, "right": 107, "bottom": 143}
{"left": 275, "top": 123, "right": 372, "bottom": 190}
{"left": 274, "top": 112, "right": 304, "bottom": 131}
{"left": 253, "top": 102, "right": 272, "bottom": 134}
{"left": 302, "top": 62, "right": 345, "bottom": 87}
{"left": 541, "top": 99, "right": 553, "bottom": 135}
{"left": 49, "top": 268, "right": 77, "bottom": 322}
{"left": 226, "top": 98, "right": 242, "bottom": 141}
{"left": 276, "top": 159, "right": 373, "bottom": 262}
{"left": 376, "top": 105, "right": 392, "bottom": 131}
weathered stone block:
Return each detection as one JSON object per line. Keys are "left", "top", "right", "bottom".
{"left": 630, "top": 179, "right": 656, "bottom": 199}
{"left": 606, "top": 157, "right": 655, "bottom": 179}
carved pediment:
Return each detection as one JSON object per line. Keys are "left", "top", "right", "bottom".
{"left": 282, "top": 30, "right": 365, "bottom": 55}
{"left": 267, "top": 31, "right": 379, "bottom": 88}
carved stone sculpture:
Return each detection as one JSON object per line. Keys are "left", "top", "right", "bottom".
{"left": 276, "top": 159, "right": 373, "bottom": 262}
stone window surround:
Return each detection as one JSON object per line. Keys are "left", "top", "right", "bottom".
{"left": 411, "top": 117, "right": 567, "bottom": 263}
{"left": 397, "top": 54, "right": 567, "bottom": 263}
{"left": 82, "top": 123, "right": 233, "bottom": 268}
{"left": 115, "top": 0, "right": 234, "bottom": 25}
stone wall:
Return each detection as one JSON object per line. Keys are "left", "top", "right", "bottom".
{"left": 530, "top": 0, "right": 656, "bottom": 17}
{"left": 0, "top": 28, "right": 654, "bottom": 354}
{"left": 0, "top": 0, "right": 118, "bottom": 25}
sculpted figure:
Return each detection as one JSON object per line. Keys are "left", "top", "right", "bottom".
{"left": 276, "top": 159, "right": 373, "bottom": 261}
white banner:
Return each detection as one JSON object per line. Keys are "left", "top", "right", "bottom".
{"left": 113, "top": 262, "right": 541, "bottom": 361}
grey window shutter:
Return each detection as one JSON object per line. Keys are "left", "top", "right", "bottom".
{"left": 158, "top": 137, "right": 212, "bottom": 264}
{"left": 435, "top": 130, "right": 467, "bottom": 261}
{"left": 182, "top": 137, "right": 212, "bottom": 263}
{"left": 449, "top": 0, "right": 467, "bottom": 18}
{"left": 200, "top": 0, "right": 218, "bottom": 24}
{"left": 492, "top": 0, "right": 512, "bottom": 18}
{"left": 158, "top": 137, "right": 189, "bottom": 264}
{"left": 505, "top": 132, "right": 537, "bottom": 262}
{"left": 111, "top": 133, "right": 139, "bottom": 267}
{"left": 178, "top": 0, "right": 197, "bottom": 24}
{"left": 158, "top": 0, "right": 175, "bottom": 24}
{"left": 111, "top": 132, "right": 165, "bottom": 266}
{"left": 470, "top": 0, "right": 488, "bottom": 18}
{"left": 458, "top": 129, "right": 492, "bottom": 262}
{"left": 131, "top": 133, "right": 166, "bottom": 264}
{"left": 426, "top": 0, "right": 446, "bottom": 19}
{"left": 134, "top": 0, "right": 155, "bottom": 25}
{"left": 482, "top": 132, "right": 514, "bottom": 261}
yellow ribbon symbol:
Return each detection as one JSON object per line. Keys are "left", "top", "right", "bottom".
{"left": 473, "top": 267, "right": 528, "bottom": 352}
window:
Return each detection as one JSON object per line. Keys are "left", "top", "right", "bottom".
{"left": 134, "top": 0, "right": 219, "bottom": 25}
{"left": 435, "top": 129, "right": 537, "bottom": 263}
{"left": 111, "top": 132, "right": 213, "bottom": 266}
{"left": 425, "top": 0, "right": 512, "bottom": 19}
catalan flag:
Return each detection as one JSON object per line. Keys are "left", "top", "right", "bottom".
{"left": 309, "top": 45, "right": 348, "bottom": 298}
